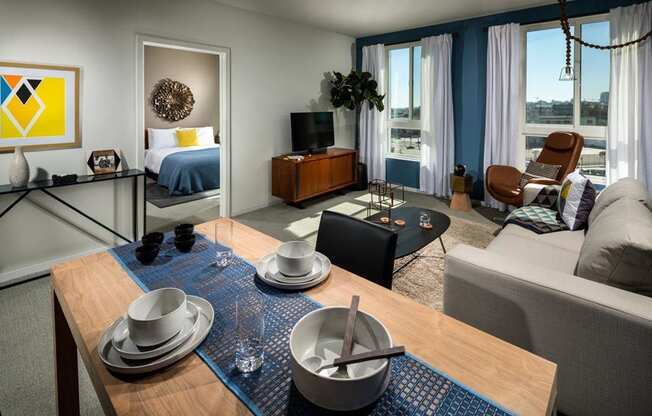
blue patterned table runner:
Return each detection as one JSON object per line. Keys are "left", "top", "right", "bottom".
{"left": 109, "top": 233, "right": 513, "bottom": 416}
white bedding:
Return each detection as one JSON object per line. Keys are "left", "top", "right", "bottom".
{"left": 145, "top": 144, "right": 220, "bottom": 174}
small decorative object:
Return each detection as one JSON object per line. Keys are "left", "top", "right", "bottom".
{"left": 0, "top": 62, "right": 80, "bottom": 153}
{"left": 87, "top": 149, "right": 121, "bottom": 174}
{"left": 379, "top": 217, "right": 390, "bottom": 224}
{"left": 453, "top": 164, "right": 466, "bottom": 177}
{"left": 51, "top": 174, "right": 78, "bottom": 185}
{"left": 394, "top": 219, "right": 406, "bottom": 226}
{"left": 150, "top": 78, "right": 195, "bottom": 122}
{"left": 8, "top": 145, "right": 30, "bottom": 186}
{"left": 329, "top": 70, "right": 385, "bottom": 112}
{"left": 419, "top": 212, "right": 431, "bottom": 228}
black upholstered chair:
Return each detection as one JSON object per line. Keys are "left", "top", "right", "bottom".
{"left": 315, "top": 211, "right": 398, "bottom": 289}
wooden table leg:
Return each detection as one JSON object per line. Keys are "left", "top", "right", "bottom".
{"left": 53, "top": 290, "right": 80, "bottom": 416}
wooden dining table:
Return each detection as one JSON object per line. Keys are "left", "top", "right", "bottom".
{"left": 50, "top": 218, "right": 557, "bottom": 416}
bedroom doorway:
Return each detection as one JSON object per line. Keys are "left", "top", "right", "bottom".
{"left": 136, "top": 35, "right": 231, "bottom": 234}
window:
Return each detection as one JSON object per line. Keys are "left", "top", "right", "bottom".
{"left": 522, "top": 16, "right": 609, "bottom": 187}
{"left": 387, "top": 43, "right": 421, "bottom": 159}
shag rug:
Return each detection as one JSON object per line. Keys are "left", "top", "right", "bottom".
{"left": 392, "top": 216, "right": 498, "bottom": 311}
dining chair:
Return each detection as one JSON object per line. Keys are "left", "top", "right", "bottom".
{"left": 316, "top": 210, "right": 398, "bottom": 289}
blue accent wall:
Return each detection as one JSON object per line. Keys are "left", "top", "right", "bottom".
{"left": 386, "top": 158, "right": 420, "bottom": 188}
{"left": 357, "top": 0, "right": 645, "bottom": 199}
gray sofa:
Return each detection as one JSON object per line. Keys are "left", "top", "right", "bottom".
{"left": 443, "top": 179, "right": 652, "bottom": 416}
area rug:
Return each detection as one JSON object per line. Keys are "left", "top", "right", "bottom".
{"left": 146, "top": 181, "right": 220, "bottom": 208}
{"left": 392, "top": 216, "right": 498, "bottom": 311}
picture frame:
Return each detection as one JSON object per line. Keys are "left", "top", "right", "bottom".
{"left": 87, "top": 149, "right": 121, "bottom": 175}
{"left": 0, "top": 62, "right": 80, "bottom": 153}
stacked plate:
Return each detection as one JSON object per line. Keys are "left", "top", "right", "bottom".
{"left": 98, "top": 288, "right": 214, "bottom": 374}
{"left": 256, "top": 241, "right": 331, "bottom": 290}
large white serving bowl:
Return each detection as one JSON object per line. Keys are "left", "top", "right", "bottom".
{"left": 276, "top": 241, "right": 315, "bottom": 276}
{"left": 289, "top": 306, "right": 393, "bottom": 411}
{"left": 127, "top": 287, "right": 187, "bottom": 347}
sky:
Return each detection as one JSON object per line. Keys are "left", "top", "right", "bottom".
{"left": 388, "top": 20, "right": 610, "bottom": 110}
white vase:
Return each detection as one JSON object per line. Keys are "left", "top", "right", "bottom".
{"left": 9, "top": 146, "right": 30, "bottom": 187}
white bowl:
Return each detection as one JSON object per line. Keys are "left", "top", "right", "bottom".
{"left": 127, "top": 287, "right": 187, "bottom": 347}
{"left": 289, "top": 306, "right": 393, "bottom": 411}
{"left": 276, "top": 241, "right": 315, "bottom": 277}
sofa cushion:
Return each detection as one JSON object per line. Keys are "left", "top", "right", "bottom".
{"left": 487, "top": 233, "right": 580, "bottom": 273}
{"left": 558, "top": 170, "right": 596, "bottom": 230}
{"left": 588, "top": 177, "right": 648, "bottom": 227}
{"left": 576, "top": 198, "right": 652, "bottom": 296}
{"left": 501, "top": 223, "right": 585, "bottom": 254}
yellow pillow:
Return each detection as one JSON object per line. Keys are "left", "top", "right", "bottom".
{"left": 176, "top": 128, "right": 199, "bottom": 147}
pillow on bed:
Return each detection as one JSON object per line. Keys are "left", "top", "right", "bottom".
{"left": 196, "top": 127, "right": 215, "bottom": 146}
{"left": 148, "top": 128, "right": 177, "bottom": 149}
{"left": 176, "top": 128, "right": 200, "bottom": 147}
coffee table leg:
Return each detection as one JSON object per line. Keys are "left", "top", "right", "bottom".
{"left": 53, "top": 290, "right": 80, "bottom": 416}
{"left": 439, "top": 237, "right": 447, "bottom": 254}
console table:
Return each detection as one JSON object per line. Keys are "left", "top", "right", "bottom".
{"left": 0, "top": 169, "right": 146, "bottom": 243}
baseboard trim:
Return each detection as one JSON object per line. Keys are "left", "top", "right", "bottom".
{"left": 0, "top": 246, "right": 110, "bottom": 289}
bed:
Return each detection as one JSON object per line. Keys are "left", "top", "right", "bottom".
{"left": 145, "top": 127, "right": 220, "bottom": 196}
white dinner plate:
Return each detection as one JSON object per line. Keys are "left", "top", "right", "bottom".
{"left": 111, "top": 302, "right": 199, "bottom": 360}
{"left": 267, "top": 258, "right": 321, "bottom": 284}
{"left": 98, "top": 295, "right": 214, "bottom": 375}
{"left": 256, "top": 252, "right": 331, "bottom": 290}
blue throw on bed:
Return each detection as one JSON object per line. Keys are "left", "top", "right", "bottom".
{"left": 158, "top": 148, "right": 220, "bottom": 196}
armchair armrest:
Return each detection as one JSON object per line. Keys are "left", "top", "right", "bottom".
{"left": 443, "top": 245, "right": 652, "bottom": 416}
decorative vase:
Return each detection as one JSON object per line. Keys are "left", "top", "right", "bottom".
{"left": 9, "top": 146, "right": 30, "bottom": 187}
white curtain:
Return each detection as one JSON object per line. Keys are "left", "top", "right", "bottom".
{"left": 483, "top": 23, "right": 521, "bottom": 210}
{"left": 359, "top": 44, "right": 387, "bottom": 182}
{"left": 420, "top": 34, "right": 455, "bottom": 197}
{"left": 608, "top": 2, "right": 652, "bottom": 194}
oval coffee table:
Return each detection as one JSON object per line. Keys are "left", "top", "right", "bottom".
{"left": 366, "top": 206, "right": 451, "bottom": 273}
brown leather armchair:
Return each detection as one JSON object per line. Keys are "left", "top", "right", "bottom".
{"left": 486, "top": 131, "right": 584, "bottom": 207}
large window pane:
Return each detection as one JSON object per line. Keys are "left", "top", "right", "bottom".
{"left": 389, "top": 128, "right": 421, "bottom": 158}
{"left": 580, "top": 21, "right": 610, "bottom": 126}
{"left": 526, "top": 27, "right": 574, "bottom": 124}
{"left": 412, "top": 46, "right": 421, "bottom": 120}
{"left": 389, "top": 48, "right": 410, "bottom": 119}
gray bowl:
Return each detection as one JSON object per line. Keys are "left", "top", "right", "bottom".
{"left": 289, "top": 306, "right": 392, "bottom": 411}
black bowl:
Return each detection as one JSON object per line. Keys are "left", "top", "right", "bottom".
{"left": 175, "top": 223, "right": 194, "bottom": 237}
{"left": 135, "top": 243, "right": 160, "bottom": 265}
{"left": 174, "top": 234, "right": 196, "bottom": 253}
{"left": 142, "top": 232, "right": 164, "bottom": 245}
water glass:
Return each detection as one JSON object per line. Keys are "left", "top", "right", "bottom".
{"left": 214, "top": 221, "right": 234, "bottom": 267}
{"left": 235, "top": 291, "right": 265, "bottom": 373}
{"left": 419, "top": 212, "right": 431, "bottom": 227}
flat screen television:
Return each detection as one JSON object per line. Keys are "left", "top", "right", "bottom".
{"left": 290, "top": 112, "right": 334, "bottom": 153}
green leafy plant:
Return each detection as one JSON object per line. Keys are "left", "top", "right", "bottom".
{"left": 329, "top": 70, "right": 385, "bottom": 112}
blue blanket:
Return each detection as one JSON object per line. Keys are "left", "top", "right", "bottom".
{"left": 158, "top": 148, "right": 220, "bottom": 196}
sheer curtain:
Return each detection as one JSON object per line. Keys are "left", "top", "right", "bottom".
{"left": 359, "top": 44, "right": 387, "bottom": 182}
{"left": 420, "top": 34, "right": 455, "bottom": 197}
{"left": 608, "top": 2, "right": 652, "bottom": 194}
{"left": 483, "top": 23, "right": 521, "bottom": 210}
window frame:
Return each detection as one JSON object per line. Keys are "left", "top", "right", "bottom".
{"left": 519, "top": 14, "right": 609, "bottom": 167}
{"left": 385, "top": 41, "right": 422, "bottom": 161}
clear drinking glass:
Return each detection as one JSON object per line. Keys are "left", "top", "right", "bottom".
{"left": 214, "top": 221, "right": 234, "bottom": 267}
{"left": 235, "top": 291, "right": 265, "bottom": 373}
{"left": 419, "top": 212, "right": 431, "bottom": 227}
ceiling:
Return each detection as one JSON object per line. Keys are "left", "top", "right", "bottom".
{"left": 212, "top": 0, "right": 557, "bottom": 37}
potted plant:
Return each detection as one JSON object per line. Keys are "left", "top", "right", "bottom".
{"left": 329, "top": 70, "right": 385, "bottom": 112}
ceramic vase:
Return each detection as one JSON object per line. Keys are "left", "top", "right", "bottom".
{"left": 9, "top": 146, "right": 30, "bottom": 187}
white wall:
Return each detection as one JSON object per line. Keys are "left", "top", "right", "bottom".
{"left": 0, "top": 0, "right": 355, "bottom": 285}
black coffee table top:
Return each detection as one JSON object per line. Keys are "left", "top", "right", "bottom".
{"left": 366, "top": 206, "right": 451, "bottom": 259}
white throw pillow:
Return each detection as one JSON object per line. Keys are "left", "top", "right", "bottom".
{"left": 196, "top": 127, "right": 215, "bottom": 146}
{"left": 148, "top": 128, "right": 177, "bottom": 149}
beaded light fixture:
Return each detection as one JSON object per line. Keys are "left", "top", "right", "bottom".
{"left": 558, "top": 0, "right": 652, "bottom": 81}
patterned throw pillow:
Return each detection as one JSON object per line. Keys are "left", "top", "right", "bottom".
{"left": 519, "top": 161, "right": 562, "bottom": 189}
{"left": 529, "top": 185, "right": 561, "bottom": 209}
{"left": 558, "top": 170, "right": 597, "bottom": 230}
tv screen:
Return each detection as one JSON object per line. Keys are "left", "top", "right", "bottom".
{"left": 290, "top": 112, "right": 334, "bottom": 152}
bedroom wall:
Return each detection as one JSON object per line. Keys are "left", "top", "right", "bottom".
{"left": 144, "top": 46, "right": 220, "bottom": 132}
{"left": 0, "top": 0, "right": 355, "bottom": 286}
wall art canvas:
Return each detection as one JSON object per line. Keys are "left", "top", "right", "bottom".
{"left": 0, "top": 62, "right": 80, "bottom": 153}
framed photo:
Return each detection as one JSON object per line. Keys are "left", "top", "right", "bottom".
{"left": 0, "top": 62, "right": 80, "bottom": 153}
{"left": 87, "top": 149, "right": 121, "bottom": 174}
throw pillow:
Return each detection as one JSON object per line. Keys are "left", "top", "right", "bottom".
{"left": 588, "top": 177, "right": 648, "bottom": 226}
{"left": 576, "top": 198, "right": 652, "bottom": 297}
{"left": 519, "top": 161, "right": 562, "bottom": 189}
{"left": 557, "top": 170, "right": 596, "bottom": 231}
{"left": 529, "top": 185, "right": 561, "bottom": 209}
{"left": 148, "top": 128, "right": 177, "bottom": 149}
{"left": 176, "top": 128, "right": 199, "bottom": 147}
